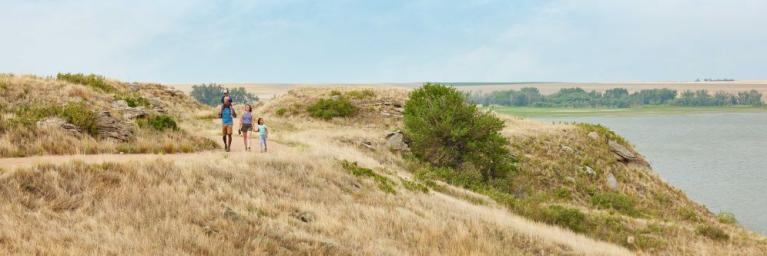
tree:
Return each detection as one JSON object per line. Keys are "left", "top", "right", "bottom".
{"left": 404, "top": 83, "right": 514, "bottom": 180}
{"left": 190, "top": 84, "right": 259, "bottom": 106}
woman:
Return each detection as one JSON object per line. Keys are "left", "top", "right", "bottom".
{"left": 239, "top": 104, "right": 253, "bottom": 151}
{"left": 256, "top": 117, "right": 268, "bottom": 152}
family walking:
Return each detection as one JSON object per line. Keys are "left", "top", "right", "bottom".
{"left": 219, "top": 89, "right": 268, "bottom": 152}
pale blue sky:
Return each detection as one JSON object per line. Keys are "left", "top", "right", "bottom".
{"left": 1, "top": 0, "right": 765, "bottom": 83}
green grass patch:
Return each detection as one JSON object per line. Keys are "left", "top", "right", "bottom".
{"left": 590, "top": 192, "right": 638, "bottom": 216}
{"left": 115, "top": 93, "right": 151, "bottom": 108}
{"left": 137, "top": 115, "right": 178, "bottom": 131}
{"left": 308, "top": 97, "right": 357, "bottom": 120}
{"left": 716, "top": 212, "right": 738, "bottom": 225}
{"left": 346, "top": 89, "right": 375, "bottom": 99}
{"left": 400, "top": 177, "right": 429, "bottom": 193}
{"left": 11, "top": 102, "right": 98, "bottom": 135}
{"left": 576, "top": 123, "right": 630, "bottom": 146}
{"left": 541, "top": 205, "right": 587, "bottom": 232}
{"left": 677, "top": 207, "right": 702, "bottom": 222}
{"left": 696, "top": 224, "right": 729, "bottom": 241}
{"left": 57, "top": 73, "right": 115, "bottom": 92}
{"left": 341, "top": 160, "right": 395, "bottom": 194}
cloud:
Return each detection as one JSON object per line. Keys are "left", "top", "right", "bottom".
{"left": 0, "top": 0, "right": 765, "bottom": 82}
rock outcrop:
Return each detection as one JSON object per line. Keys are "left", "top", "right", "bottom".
{"left": 96, "top": 111, "right": 134, "bottom": 142}
{"left": 608, "top": 140, "right": 637, "bottom": 162}
{"left": 36, "top": 117, "right": 82, "bottom": 137}
{"left": 385, "top": 131, "right": 410, "bottom": 151}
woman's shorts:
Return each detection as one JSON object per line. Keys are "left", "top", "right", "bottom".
{"left": 240, "top": 124, "right": 253, "bottom": 132}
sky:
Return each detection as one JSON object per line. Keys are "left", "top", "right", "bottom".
{"left": 1, "top": 0, "right": 765, "bottom": 84}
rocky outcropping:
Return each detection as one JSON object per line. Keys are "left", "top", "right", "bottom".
{"left": 385, "top": 131, "right": 410, "bottom": 151}
{"left": 112, "top": 100, "right": 148, "bottom": 119}
{"left": 608, "top": 140, "right": 637, "bottom": 162}
{"left": 36, "top": 117, "right": 82, "bottom": 137}
{"left": 96, "top": 111, "right": 134, "bottom": 142}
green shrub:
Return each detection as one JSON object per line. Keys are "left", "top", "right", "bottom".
{"left": 346, "top": 89, "right": 375, "bottom": 99}
{"left": 591, "top": 192, "right": 637, "bottom": 216}
{"left": 330, "top": 90, "right": 342, "bottom": 96}
{"left": 554, "top": 187, "right": 571, "bottom": 199}
{"left": 57, "top": 73, "right": 115, "bottom": 92}
{"left": 677, "top": 207, "right": 702, "bottom": 222}
{"left": 190, "top": 84, "right": 258, "bottom": 106}
{"left": 308, "top": 97, "right": 357, "bottom": 120}
{"left": 138, "top": 115, "right": 178, "bottom": 131}
{"left": 11, "top": 102, "right": 98, "bottom": 135}
{"left": 716, "top": 212, "right": 738, "bottom": 225}
{"left": 115, "top": 93, "right": 151, "bottom": 108}
{"left": 341, "top": 160, "right": 395, "bottom": 194}
{"left": 400, "top": 178, "right": 429, "bottom": 193}
{"left": 276, "top": 108, "right": 287, "bottom": 116}
{"left": 404, "top": 83, "right": 514, "bottom": 180}
{"left": 696, "top": 224, "right": 729, "bottom": 241}
{"left": 576, "top": 123, "right": 629, "bottom": 145}
{"left": 542, "top": 205, "right": 587, "bottom": 233}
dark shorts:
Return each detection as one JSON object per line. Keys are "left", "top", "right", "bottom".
{"left": 240, "top": 124, "right": 252, "bottom": 132}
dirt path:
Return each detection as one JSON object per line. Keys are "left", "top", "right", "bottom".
{"left": 0, "top": 118, "right": 282, "bottom": 170}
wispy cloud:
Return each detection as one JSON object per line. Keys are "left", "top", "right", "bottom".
{"left": 0, "top": 0, "right": 765, "bottom": 83}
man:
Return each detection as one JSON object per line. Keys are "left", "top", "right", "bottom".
{"left": 218, "top": 89, "right": 233, "bottom": 117}
{"left": 220, "top": 95, "right": 237, "bottom": 152}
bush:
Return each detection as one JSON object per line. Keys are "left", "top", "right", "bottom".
{"left": 307, "top": 97, "right": 357, "bottom": 120}
{"left": 275, "top": 108, "right": 287, "bottom": 116}
{"left": 115, "top": 93, "right": 151, "bottom": 108}
{"left": 696, "top": 225, "right": 729, "bottom": 241}
{"left": 404, "top": 83, "right": 513, "bottom": 180}
{"left": 716, "top": 212, "right": 738, "bottom": 225}
{"left": 341, "top": 160, "right": 395, "bottom": 194}
{"left": 542, "top": 205, "right": 587, "bottom": 232}
{"left": 591, "top": 192, "right": 637, "bottom": 216}
{"left": 138, "top": 115, "right": 178, "bottom": 131}
{"left": 190, "top": 84, "right": 259, "bottom": 106}
{"left": 346, "top": 89, "right": 375, "bottom": 99}
{"left": 576, "top": 123, "right": 629, "bottom": 145}
{"left": 11, "top": 102, "right": 98, "bottom": 136}
{"left": 57, "top": 73, "right": 115, "bottom": 92}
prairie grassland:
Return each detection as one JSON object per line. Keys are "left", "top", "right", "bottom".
{"left": 2, "top": 86, "right": 766, "bottom": 255}
{"left": 0, "top": 139, "right": 630, "bottom": 256}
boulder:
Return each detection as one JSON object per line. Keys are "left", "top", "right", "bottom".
{"left": 582, "top": 166, "right": 596, "bottom": 176}
{"left": 606, "top": 172, "right": 619, "bottom": 190}
{"left": 560, "top": 144, "right": 575, "bottom": 154}
{"left": 112, "top": 100, "right": 129, "bottom": 109}
{"left": 587, "top": 131, "right": 600, "bottom": 140}
{"left": 608, "top": 140, "right": 637, "bottom": 162}
{"left": 96, "top": 111, "right": 134, "bottom": 142}
{"left": 122, "top": 107, "right": 148, "bottom": 119}
{"left": 36, "top": 117, "right": 82, "bottom": 137}
{"left": 385, "top": 131, "right": 409, "bottom": 151}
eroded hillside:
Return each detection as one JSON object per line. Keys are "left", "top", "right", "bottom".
{"left": 0, "top": 83, "right": 765, "bottom": 255}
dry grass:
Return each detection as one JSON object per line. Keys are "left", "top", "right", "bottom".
{"left": 2, "top": 85, "right": 766, "bottom": 255}
{"left": 0, "top": 147, "right": 631, "bottom": 255}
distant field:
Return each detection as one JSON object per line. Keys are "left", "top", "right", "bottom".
{"left": 492, "top": 105, "right": 767, "bottom": 117}
{"left": 453, "top": 81, "right": 767, "bottom": 101}
{"left": 170, "top": 81, "right": 767, "bottom": 101}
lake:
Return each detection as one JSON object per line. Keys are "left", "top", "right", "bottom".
{"left": 534, "top": 112, "right": 767, "bottom": 235}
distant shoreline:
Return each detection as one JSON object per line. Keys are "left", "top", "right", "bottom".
{"left": 492, "top": 105, "right": 767, "bottom": 117}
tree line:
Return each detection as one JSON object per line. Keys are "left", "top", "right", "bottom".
{"left": 467, "top": 87, "right": 764, "bottom": 108}
{"left": 190, "top": 84, "right": 259, "bottom": 106}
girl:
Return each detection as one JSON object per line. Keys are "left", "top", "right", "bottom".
{"left": 256, "top": 117, "right": 269, "bottom": 152}
{"left": 239, "top": 105, "right": 253, "bottom": 151}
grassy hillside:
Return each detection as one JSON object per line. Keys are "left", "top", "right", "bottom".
{"left": 0, "top": 74, "right": 217, "bottom": 156}
{"left": 1, "top": 85, "right": 765, "bottom": 255}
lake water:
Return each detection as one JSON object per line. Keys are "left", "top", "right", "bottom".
{"left": 535, "top": 112, "right": 767, "bottom": 235}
